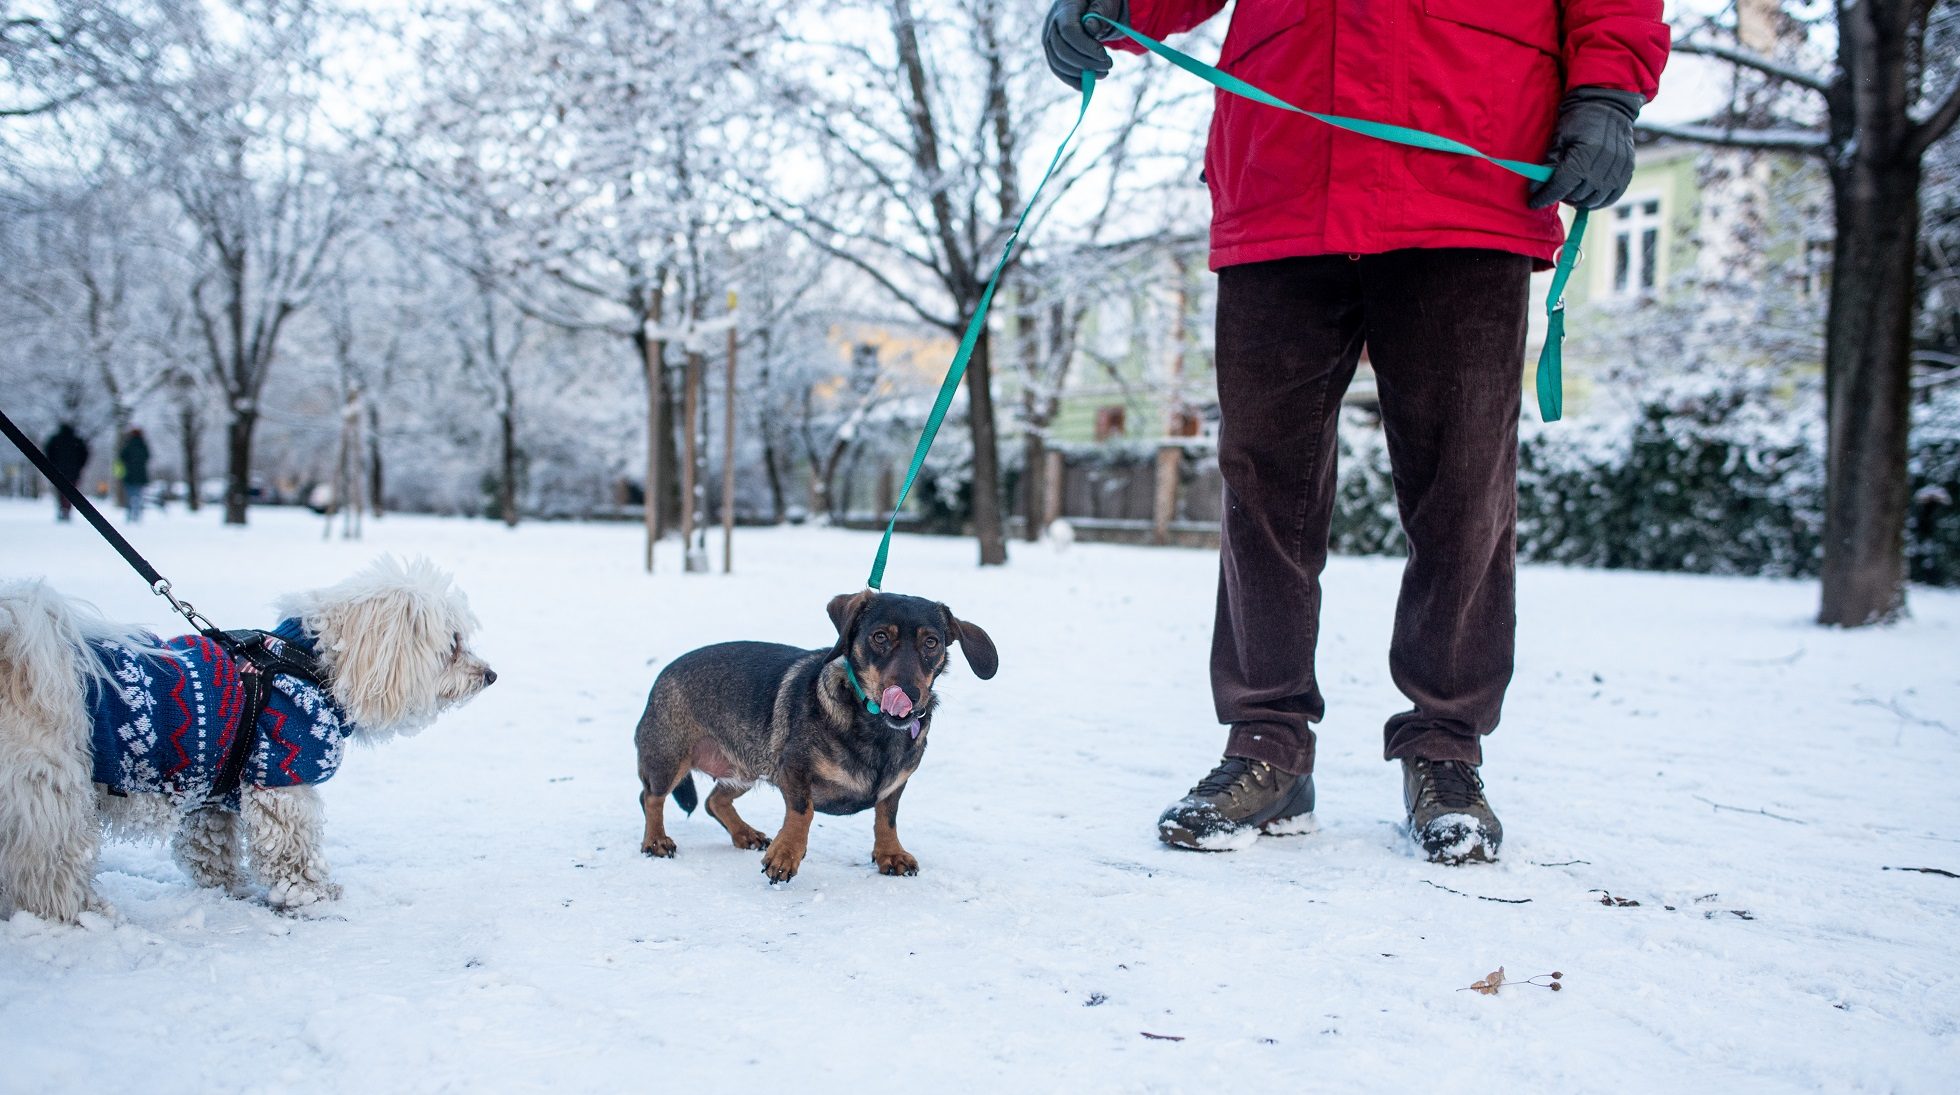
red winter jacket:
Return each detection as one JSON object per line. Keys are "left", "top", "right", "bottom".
{"left": 1114, "top": 1, "right": 1670, "bottom": 269}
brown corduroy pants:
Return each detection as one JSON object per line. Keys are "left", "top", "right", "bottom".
{"left": 1211, "top": 248, "right": 1532, "bottom": 775}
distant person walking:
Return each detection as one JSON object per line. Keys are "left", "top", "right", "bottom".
{"left": 44, "top": 422, "right": 89, "bottom": 522}
{"left": 118, "top": 427, "right": 151, "bottom": 522}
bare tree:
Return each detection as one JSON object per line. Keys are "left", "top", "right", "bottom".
{"left": 1642, "top": 0, "right": 1960, "bottom": 624}
{"left": 762, "top": 0, "right": 1185, "bottom": 565}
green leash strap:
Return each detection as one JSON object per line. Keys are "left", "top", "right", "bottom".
{"left": 865, "top": 17, "right": 1586, "bottom": 590}
{"left": 842, "top": 655, "right": 879, "bottom": 713}
{"left": 1088, "top": 14, "right": 1582, "bottom": 424}
{"left": 865, "top": 69, "right": 1099, "bottom": 591}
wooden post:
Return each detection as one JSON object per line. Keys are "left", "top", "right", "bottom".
{"left": 641, "top": 308, "right": 664, "bottom": 573}
{"left": 682, "top": 346, "right": 704, "bottom": 572}
{"left": 722, "top": 290, "right": 738, "bottom": 574}
{"left": 1042, "top": 449, "right": 1065, "bottom": 534}
{"left": 1152, "top": 444, "right": 1180, "bottom": 546}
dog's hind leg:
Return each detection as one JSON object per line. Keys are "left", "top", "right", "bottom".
{"left": 634, "top": 703, "right": 694, "bottom": 859}
{"left": 242, "top": 785, "right": 340, "bottom": 910}
{"left": 172, "top": 806, "right": 245, "bottom": 894}
{"left": 705, "top": 782, "right": 770, "bottom": 851}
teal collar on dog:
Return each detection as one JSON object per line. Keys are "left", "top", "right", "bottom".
{"left": 841, "top": 657, "right": 880, "bottom": 714}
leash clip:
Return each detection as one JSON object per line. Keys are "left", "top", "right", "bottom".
{"left": 152, "top": 579, "right": 219, "bottom": 635}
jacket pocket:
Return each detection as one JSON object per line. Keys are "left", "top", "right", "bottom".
{"left": 1422, "top": 0, "right": 1560, "bottom": 57}
{"left": 1218, "top": 2, "right": 1306, "bottom": 71}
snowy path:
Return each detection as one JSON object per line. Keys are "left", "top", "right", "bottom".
{"left": 2, "top": 499, "right": 1957, "bottom": 1092}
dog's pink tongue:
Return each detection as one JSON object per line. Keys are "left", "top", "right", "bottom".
{"left": 880, "top": 685, "right": 913, "bottom": 718}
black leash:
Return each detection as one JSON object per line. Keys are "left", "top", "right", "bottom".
{"left": 2, "top": 404, "right": 327, "bottom": 805}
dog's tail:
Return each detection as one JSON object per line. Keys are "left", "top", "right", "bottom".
{"left": 670, "top": 773, "right": 698, "bottom": 816}
{"left": 0, "top": 580, "right": 127, "bottom": 716}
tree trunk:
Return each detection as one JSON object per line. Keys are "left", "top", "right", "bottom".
{"left": 223, "top": 409, "right": 255, "bottom": 525}
{"left": 179, "top": 400, "right": 201, "bottom": 513}
{"left": 367, "top": 402, "right": 384, "bottom": 518}
{"left": 966, "top": 327, "right": 1007, "bottom": 565}
{"left": 499, "top": 401, "right": 519, "bottom": 527}
{"left": 1022, "top": 428, "right": 1046, "bottom": 542}
{"left": 1818, "top": 156, "right": 1921, "bottom": 624}
{"left": 761, "top": 431, "right": 786, "bottom": 523}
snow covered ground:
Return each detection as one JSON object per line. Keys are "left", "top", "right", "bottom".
{"left": 2, "top": 497, "right": 1957, "bottom": 1093}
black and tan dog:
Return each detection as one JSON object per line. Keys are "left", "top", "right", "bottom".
{"left": 634, "top": 590, "right": 997, "bottom": 883}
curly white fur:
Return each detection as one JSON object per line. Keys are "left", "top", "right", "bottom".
{"left": 0, "top": 559, "right": 492, "bottom": 924}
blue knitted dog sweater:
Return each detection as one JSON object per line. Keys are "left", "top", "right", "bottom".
{"left": 86, "top": 619, "right": 349, "bottom": 806}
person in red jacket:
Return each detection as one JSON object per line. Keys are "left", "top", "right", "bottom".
{"left": 1044, "top": 0, "right": 1669, "bottom": 862}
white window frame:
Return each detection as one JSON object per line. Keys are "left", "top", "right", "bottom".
{"left": 1604, "top": 193, "right": 1665, "bottom": 299}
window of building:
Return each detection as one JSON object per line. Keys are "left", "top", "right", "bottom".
{"left": 1800, "top": 238, "right": 1833, "bottom": 299}
{"left": 1610, "top": 196, "right": 1664, "bottom": 297}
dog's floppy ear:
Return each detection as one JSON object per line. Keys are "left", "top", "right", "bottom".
{"left": 827, "top": 590, "right": 871, "bottom": 657}
{"left": 939, "top": 605, "right": 998, "bottom": 681}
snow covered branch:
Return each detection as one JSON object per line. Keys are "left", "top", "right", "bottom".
{"left": 1635, "top": 119, "right": 1830, "bottom": 155}
{"left": 1672, "top": 38, "right": 1831, "bottom": 94}
{"left": 1913, "top": 75, "right": 1960, "bottom": 157}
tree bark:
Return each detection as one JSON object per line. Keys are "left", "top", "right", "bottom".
{"left": 178, "top": 398, "right": 201, "bottom": 513}
{"left": 498, "top": 400, "right": 519, "bottom": 527}
{"left": 966, "top": 327, "right": 1008, "bottom": 565}
{"left": 1819, "top": 161, "right": 1920, "bottom": 624}
{"left": 1022, "top": 429, "right": 1046, "bottom": 542}
{"left": 223, "top": 409, "right": 255, "bottom": 525}
{"left": 1815, "top": 0, "right": 1924, "bottom": 625}
{"left": 367, "top": 402, "right": 384, "bottom": 518}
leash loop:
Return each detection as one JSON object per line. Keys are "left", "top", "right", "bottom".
{"left": 866, "top": 13, "right": 1586, "bottom": 587}
{"left": 1084, "top": 13, "right": 1582, "bottom": 423}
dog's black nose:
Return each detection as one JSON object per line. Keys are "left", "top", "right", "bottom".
{"left": 483, "top": 668, "right": 498, "bottom": 686}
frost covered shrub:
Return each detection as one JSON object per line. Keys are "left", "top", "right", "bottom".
{"left": 1910, "top": 386, "right": 1960, "bottom": 586}
{"left": 1330, "top": 413, "right": 1405, "bottom": 556}
{"left": 1325, "top": 374, "right": 1960, "bottom": 586}
{"left": 1600, "top": 373, "right": 1825, "bottom": 577}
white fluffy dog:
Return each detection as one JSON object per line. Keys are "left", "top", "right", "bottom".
{"left": 0, "top": 557, "right": 494, "bottom": 923}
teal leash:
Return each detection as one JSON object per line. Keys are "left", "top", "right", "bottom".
{"left": 862, "top": 16, "right": 1583, "bottom": 591}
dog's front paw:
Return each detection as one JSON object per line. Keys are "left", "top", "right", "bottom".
{"left": 266, "top": 878, "right": 342, "bottom": 910}
{"left": 874, "top": 849, "right": 919, "bottom": 877}
{"left": 641, "top": 836, "right": 677, "bottom": 858}
{"left": 760, "top": 843, "right": 804, "bottom": 883}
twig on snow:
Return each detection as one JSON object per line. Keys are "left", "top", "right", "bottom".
{"left": 1853, "top": 696, "right": 1953, "bottom": 735}
{"left": 1883, "top": 866, "right": 1960, "bottom": 879}
{"left": 1422, "top": 879, "right": 1532, "bottom": 904}
{"left": 1691, "top": 795, "right": 1806, "bottom": 824}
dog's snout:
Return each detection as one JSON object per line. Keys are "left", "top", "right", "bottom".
{"left": 482, "top": 667, "right": 498, "bottom": 686}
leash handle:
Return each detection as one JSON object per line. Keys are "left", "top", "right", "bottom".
{"left": 0, "top": 405, "right": 228, "bottom": 631}
{"left": 866, "top": 67, "right": 1100, "bottom": 590}
{"left": 1086, "top": 13, "right": 1582, "bottom": 422}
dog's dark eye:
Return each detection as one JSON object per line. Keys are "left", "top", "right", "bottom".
{"left": 871, "top": 630, "right": 891, "bottom": 648}
{"left": 922, "top": 635, "right": 940, "bottom": 652}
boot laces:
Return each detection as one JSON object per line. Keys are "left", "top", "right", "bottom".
{"left": 1193, "top": 756, "right": 1266, "bottom": 797}
{"left": 1421, "top": 760, "right": 1485, "bottom": 809}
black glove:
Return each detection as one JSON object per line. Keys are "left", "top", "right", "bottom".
{"left": 1528, "top": 87, "right": 1643, "bottom": 210}
{"left": 1043, "top": 0, "right": 1129, "bottom": 88}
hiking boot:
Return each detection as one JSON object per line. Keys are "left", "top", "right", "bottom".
{"left": 1158, "top": 756, "right": 1316, "bottom": 851}
{"left": 1402, "top": 757, "right": 1502, "bottom": 864}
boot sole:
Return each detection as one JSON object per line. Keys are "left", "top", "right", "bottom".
{"left": 1157, "top": 813, "right": 1317, "bottom": 852}
{"left": 1157, "top": 775, "right": 1317, "bottom": 852}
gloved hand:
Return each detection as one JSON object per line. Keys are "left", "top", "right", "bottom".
{"left": 1528, "top": 87, "right": 1644, "bottom": 210}
{"left": 1043, "top": 0, "right": 1129, "bottom": 88}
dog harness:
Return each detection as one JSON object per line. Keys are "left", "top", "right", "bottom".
{"left": 85, "top": 619, "right": 348, "bottom": 807}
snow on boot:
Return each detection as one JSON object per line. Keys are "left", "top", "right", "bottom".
{"left": 1402, "top": 757, "right": 1503, "bottom": 864}
{"left": 1157, "top": 756, "right": 1316, "bottom": 852}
